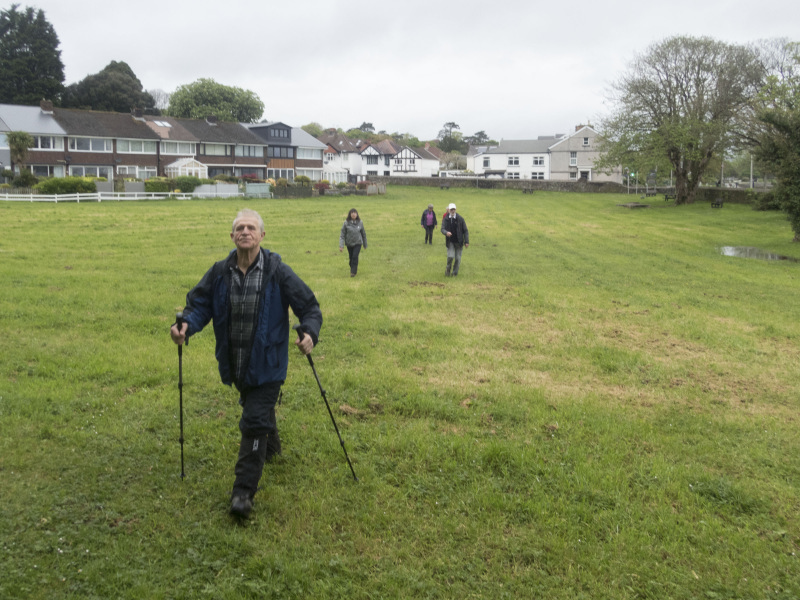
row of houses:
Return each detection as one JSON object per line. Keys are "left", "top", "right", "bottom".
{"left": 1, "top": 101, "right": 621, "bottom": 185}
{"left": 0, "top": 101, "right": 329, "bottom": 183}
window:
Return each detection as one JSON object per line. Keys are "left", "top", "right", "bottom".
{"left": 583, "top": 137, "right": 589, "bottom": 146}
{"left": 235, "top": 167, "right": 263, "bottom": 178}
{"left": 161, "top": 141, "right": 196, "bottom": 155}
{"left": 367, "top": 170, "right": 378, "bottom": 176}
{"left": 200, "top": 143, "right": 229, "bottom": 156}
{"left": 69, "top": 137, "right": 111, "bottom": 152}
{"left": 325, "top": 152, "right": 335, "bottom": 163}
{"left": 366, "top": 156, "right": 378, "bottom": 165}
{"left": 153, "top": 120, "right": 172, "bottom": 128}
{"left": 384, "top": 157, "right": 390, "bottom": 166}
{"left": 531, "top": 172, "right": 544, "bottom": 180}
{"left": 117, "top": 165, "right": 156, "bottom": 179}
{"left": 507, "top": 172, "right": 520, "bottom": 179}
{"left": 483, "top": 157, "right": 490, "bottom": 168}
{"left": 508, "top": 156, "right": 519, "bottom": 166}
{"left": 235, "top": 145, "right": 264, "bottom": 157}
{"left": 31, "top": 165, "right": 64, "bottom": 177}
{"left": 117, "top": 139, "right": 157, "bottom": 154}
{"left": 33, "top": 136, "right": 64, "bottom": 150}
{"left": 394, "top": 159, "right": 402, "bottom": 166}
{"left": 569, "top": 172, "right": 578, "bottom": 181}
{"left": 70, "top": 165, "right": 112, "bottom": 178}
{"left": 267, "top": 147, "right": 294, "bottom": 158}
{"left": 267, "top": 168, "right": 294, "bottom": 181}
{"left": 570, "top": 151, "right": 578, "bottom": 166}
{"left": 533, "top": 156, "right": 544, "bottom": 166}
{"left": 297, "top": 148, "right": 322, "bottom": 160}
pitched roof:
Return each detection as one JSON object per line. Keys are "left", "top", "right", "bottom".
{"left": 486, "top": 139, "right": 553, "bottom": 154}
{"left": 52, "top": 107, "right": 160, "bottom": 140}
{"left": 373, "top": 139, "right": 402, "bottom": 155}
{"left": 317, "top": 130, "right": 359, "bottom": 153}
{"left": 291, "top": 127, "right": 327, "bottom": 149}
{"left": 548, "top": 125, "right": 598, "bottom": 150}
{"left": 171, "top": 116, "right": 265, "bottom": 145}
{"left": 0, "top": 103, "right": 65, "bottom": 135}
{"left": 411, "top": 146, "right": 439, "bottom": 161}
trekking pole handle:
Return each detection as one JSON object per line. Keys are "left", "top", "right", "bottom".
{"left": 175, "top": 312, "right": 184, "bottom": 331}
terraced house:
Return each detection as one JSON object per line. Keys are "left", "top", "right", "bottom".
{"left": 0, "top": 101, "right": 320, "bottom": 183}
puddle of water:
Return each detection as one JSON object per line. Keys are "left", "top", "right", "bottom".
{"left": 719, "top": 246, "right": 799, "bottom": 262}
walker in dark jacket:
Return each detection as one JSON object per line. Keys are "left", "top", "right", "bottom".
{"left": 173, "top": 210, "right": 322, "bottom": 519}
{"left": 441, "top": 205, "right": 469, "bottom": 276}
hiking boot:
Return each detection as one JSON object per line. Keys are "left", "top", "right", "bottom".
{"left": 230, "top": 494, "right": 253, "bottom": 518}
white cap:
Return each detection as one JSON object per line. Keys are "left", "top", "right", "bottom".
{"left": 448, "top": 203, "right": 456, "bottom": 210}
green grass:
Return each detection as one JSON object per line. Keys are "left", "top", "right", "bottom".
{"left": 1, "top": 188, "right": 799, "bottom": 599}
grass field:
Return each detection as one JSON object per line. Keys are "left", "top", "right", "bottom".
{"left": 1, "top": 187, "right": 799, "bottom": 599}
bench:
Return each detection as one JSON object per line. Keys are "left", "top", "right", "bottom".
{"left": 644, "top": 191, "right": 657, "bottom": 197}
{"left": 440, "top": 184, "right": 450, "bottom": 190}
{"left": 711, "top": 198, "right": 724, "bottom": 208}
{"left": 522, "top": 188, "right": 535, "bottom": 194}
{"left": 664, "top": 193, "right": 676, "bottom": 201}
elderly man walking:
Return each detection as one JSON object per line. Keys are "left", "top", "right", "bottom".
{"left": 441, "top": 203, "right": 469, "bottom": 276}
{"left": 170, "top": 209, "right": 322, "bottom": 518}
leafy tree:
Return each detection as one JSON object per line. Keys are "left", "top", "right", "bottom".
{"left": 0, "top": 4, "right": 64, "bottom": 104}
{"left": 62, "top": 61, "right": 155, "bottom": 112}
{"left": 753, "top": 42, "right": 800, "bottom": 240}
{"left": 597, "top": 36, "right": 764, "bottom": 204}
{"left": 301, "top": 122, "right": 324, "bottom": 138}
{"left": 358, "top": 122, "right": 375, "bottom": 133}
{"left": 167, "top": 78, "right": 264, "bottom": 123}
{"left": 438, "top": 122, "right": 467, "bottom": 153}
{"left": 5, "top": 130, "right": 33, "bottom": 171}
{"left": 464, "top": 130, "right": 490, "bottom": 146}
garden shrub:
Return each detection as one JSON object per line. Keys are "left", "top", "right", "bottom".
{"left": 35, "top": 176, "right": 96, "bottom": 194}
{"left": 145, "top": 178, "right": 172, "bottom": 193}
{"left": 12, "top": 169, "right": 38, "bottom": 188}
{"left": 175, "top": 175, "right": 202, "bottom": 193}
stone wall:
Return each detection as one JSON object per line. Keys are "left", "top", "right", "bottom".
{"left": 366, "top": 176, "right": 624, "bottom": 194}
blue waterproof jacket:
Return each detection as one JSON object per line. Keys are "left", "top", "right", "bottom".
{"left": 181, "top": 248, "right": 322, "bottom": 391}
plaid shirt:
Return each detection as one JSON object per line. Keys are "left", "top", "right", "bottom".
{"left": 229, "top": 251, "right": 265, "bottom": 384}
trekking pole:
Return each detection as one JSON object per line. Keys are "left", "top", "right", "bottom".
{"left": 176, "top": 312, "right": 186, "bottom": 479}
{"left": 294, "top": 325, "right": 358, "bottom": 481}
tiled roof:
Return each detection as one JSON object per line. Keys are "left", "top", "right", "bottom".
{"left": 52, "top": 108, "right": 160, "bottom": 139}
{"left": 171, "top": 117, "right": 265, "bottom": 145}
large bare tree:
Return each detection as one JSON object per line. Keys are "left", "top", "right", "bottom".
{"left": 598, "top": 36, "right": 764, "bottom": 204}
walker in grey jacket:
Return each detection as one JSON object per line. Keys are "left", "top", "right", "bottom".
{"left": 339, "top": 215, "right": 367, "bottom": 276}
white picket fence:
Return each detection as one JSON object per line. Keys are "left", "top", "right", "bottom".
{"left": 0, "top": 191, "right": 244, "bottom": 202}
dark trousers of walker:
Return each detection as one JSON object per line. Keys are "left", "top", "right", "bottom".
{"left": 347, "top": 244, "right": 361, "bottom": 275}
{"left": 424, "top": 225, "right": 435, "bottom": 244}
{"left": 232, "top": 381, "right": 283, "bottom": 499}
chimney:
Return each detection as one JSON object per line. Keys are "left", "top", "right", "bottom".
{"left": 131, "top": 107, "right": 144, "bottom": 120}
{"left": 40, "top": 99, "right": 54, "bottom": 114}
{"left": 575, "top": 124, "right": 585, "bottom": 132}
{"left": 206, "top": 115, "right": 218, "bottom": 126}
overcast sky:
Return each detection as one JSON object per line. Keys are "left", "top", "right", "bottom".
{"left": 20, "top": 0, "right": 800, "bottom": 141}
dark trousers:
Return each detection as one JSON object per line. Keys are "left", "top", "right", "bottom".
{"left": 233, "top": 382, "right": 283, "bottom": 498}
{"left": 347, "top": 244, "right": 361, "bottom": 274}
{"left": 424, "top": 225, "right": 435, "bottom": 244}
